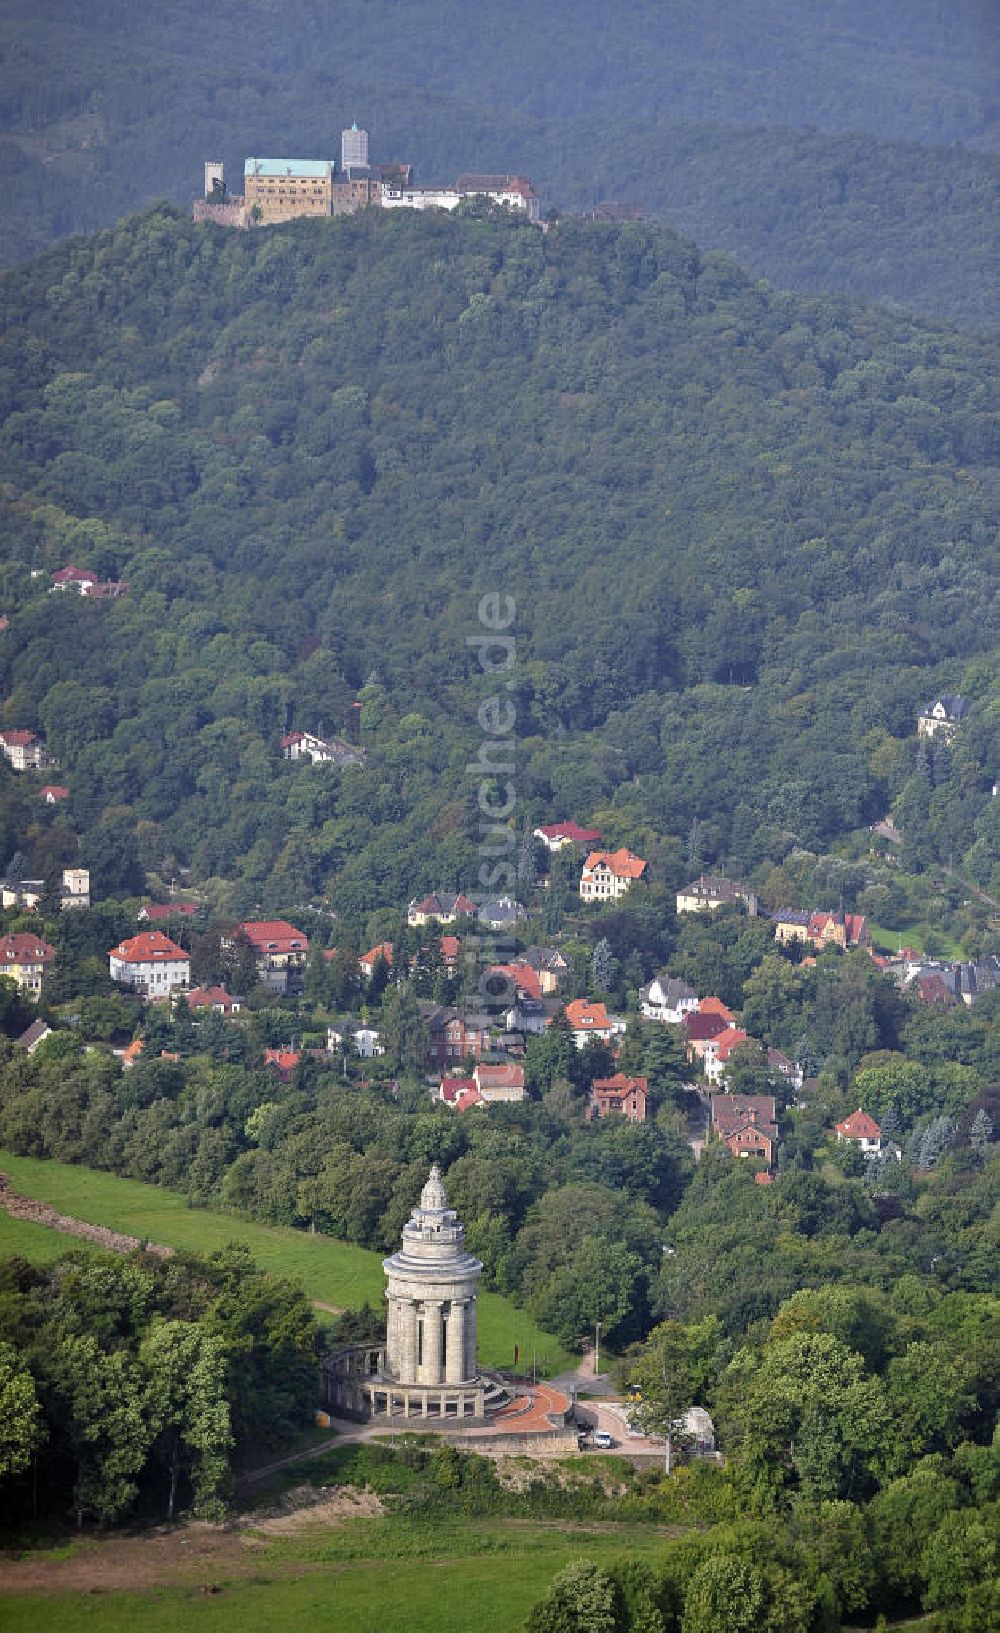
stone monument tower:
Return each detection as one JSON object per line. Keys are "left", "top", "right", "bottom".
{"left": 383, "top": 1164, "right": 480, "bottom": 1387}
{"left": 322, "top": 1164, "right": 508, "bottom": 1421}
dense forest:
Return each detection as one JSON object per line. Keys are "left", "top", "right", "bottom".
{"left": 0, "top": 0, "right": 997, "bottom": 326}
{"left": 0, "top": 207, "right": 996, "bottom": 924}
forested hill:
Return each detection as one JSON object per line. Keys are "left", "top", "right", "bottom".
{"left": 0, "top": 206, "right": 997, "bottom": 921}
{"left": 1, "top": 0, "right": 998, "bottom": 327}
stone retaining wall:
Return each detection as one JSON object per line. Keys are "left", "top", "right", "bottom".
{"left": 0, "top": 1174, "right": 173, "bottom": 1259}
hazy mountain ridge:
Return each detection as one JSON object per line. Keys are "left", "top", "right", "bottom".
{"left": 0, "top": 0, "right": 997, "bottom": 326}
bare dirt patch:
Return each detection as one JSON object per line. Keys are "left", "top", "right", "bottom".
{"left": 250, "top": 1485, "right": 383, "bottom": 1533}
{"left": 0, "top": 1489, "right": 383, "bottom": 1595}
{"left": 0, "top": 1524, "right": 251, "bottom": 1595}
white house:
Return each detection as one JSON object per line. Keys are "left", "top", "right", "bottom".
{"left": 676, "top": 875, "right": 758, "bottom": 915}
{"left": 640, "top": 974, "right": 698, "bottom": 1025}
{"left": 0, "top": 730, "right": 52, "bottom": 772}
{"left": 834, "top": 1109, "right": 883, "bottom": 1155}
{"left": 579, "top": 848, "right": 648, "bottom": 903}
{"left": 917, "top": 696, "right": 968, "bottom": 741}
{"left": 109, "top": 931, "right": 190, "bottom": 996}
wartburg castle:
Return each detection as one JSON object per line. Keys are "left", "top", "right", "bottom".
{"left": 193, "top": 121, "right": 540, "bottom": 229}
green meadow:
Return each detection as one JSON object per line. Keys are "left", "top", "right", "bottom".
{"left": 0, "top": 1518, "right": 672, "bottom": 1633}
{"left": 0, "top": 1149, "right": 575, "bottom": 1373}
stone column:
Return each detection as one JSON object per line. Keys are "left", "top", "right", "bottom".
{"left": 464, "top": 1297, "right": 477, "bottom": 1380}
{"left": 399, "top": 1299, "right": 418, "bottom": 1383}
{"left": 423, "top": 1300, "right": 443, "bottom": 1383}
{"left": 445, "top": 1299, "right": 466, "bottom": 1383}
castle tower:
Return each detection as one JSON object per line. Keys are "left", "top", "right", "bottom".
{"left": 204, "top": 161, "right": 224, "bottom": 199}
{"left": 382, "top": 1165, "right": 481, "bottom": 1386}
{"left": 341, "top": 122, "right": 369, "bottom": 173}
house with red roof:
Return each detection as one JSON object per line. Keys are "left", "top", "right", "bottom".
{"left": 139, "top": 901, "right": 198, "bottom": 923}
{"left": 683, "top": 1008, "right": 731, "bottom": 1067}
{"left": 109, "top": 931, "right": 190, "bottom": 996}
{"left": 698, "top": 996, "right": 737, "bottom": 1023}
{"left": 579, "top": 848, "right": 648, "bottom": 902}
{"left": 588, "top": 1073, "right": 648, "bottom": 1124}
{"left": 264, "top": 1048, "right": 300, "bottom": 1082}
{"left": 808, "top": 912, "right": 870, "bottom": 952}
{"left": 0, "top": 932, "right": 56, "bottom": 998}
{"left": 473, "top": 1061, "right": 526, "bottom": 1103}
{"left": 50, "top": 565, "right": 127, "bottom": 599}
{"left": 0, "top": 729, "right": 52, "bottom": 772}
{"left": 564, "top": 998, "right": 626, "bottom": 1049}
{"left": 39, "top": 785, "right": 69, "bottom": 804}
{"left": 440, "top": 934, "right": 461, "bottom": 974}
{"left": 50, "top": 565, "right": 98, "bottom": 594}
{"left": 483, "top": 962, "right": 544, "bottom": 1003}
{"left": 226, "top": 920, "right": 308, "bottom": 993}
{"left": 702, "top": 1026, "right": 752, "bottom": 1085}
{"left": 438, "top": 1075, "right": 477, "bottom": 1107}
{"left": 533, "top": 821, "right": 603, "bottom": 852}
{"left": 184, "top": 985, "right": 242, "bottom": 1017}
{"left": 359, "top": 941, "right": 394, "bottom": 979}
{"left": 835, "top": 1109, "right": 883, "bottom": 1154}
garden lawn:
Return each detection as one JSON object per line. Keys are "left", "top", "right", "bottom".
{"left": 0, "top": 1149, "right": 576, "bottom": 1373}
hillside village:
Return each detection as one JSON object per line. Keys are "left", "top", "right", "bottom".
{"left": 0, "top": 674, "right": 994, "bottom": 1194}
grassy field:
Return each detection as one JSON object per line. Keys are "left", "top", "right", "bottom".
{"left": 0, "top": 1149, "right": 576, "bottom": 1374}
{"left": 867, "top": 921, "right": 963, "bottom": 958}
{"left": 0, "top": 1209, "right": 105, "bottom": 1264}
{"left": 0, "top": 1516, "right": 672, "bottom": 1633}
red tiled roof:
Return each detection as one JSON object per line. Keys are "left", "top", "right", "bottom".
{"left": 565, "top": 999, "right": 610, "bottom": 1029}
{"left": 264, "top": 1048, "right": 300, "bottom": 1072}
{"left": 186, "top": 985, "right": 236, "bottom": 1008}
{"left": 440, "top": 934, "right": 460, "bottom": 961}
{"left": 582, "top": 847, "right": 648, "bottom": 880}
{"left": 699, "top": 996, "right": 736, "bottom": 1022}
{"left": 475, "top": 1063, "right": 525, "bottom": 1090}
{"left": 280, "top": 731, "right": 305, "bottom": 748}
{"left": 110, "top": 931, "right": 188, "bottom": 963}
{"left": 142, "top": 902, "right": 197, "bottom": 920}
{"left": 0, "top": 933, "right": 55, "bottom": 964}
{"left": 592, "top": 1072, "right": 648, "bottom": 1095}
{"left": 0, "top": 730, "right": 37, "bottom": 747}
{"left": 536, "top": 822, "right": 603, "bottom": 845}
{"left": 52, "top": 565, "right": 95, "bottom": 584}
{"left": 684, "top": 1011, "right": 729, "bottom": 1041}
{"left": 237, "top": 920, "right": 308, "bottom": 953}
{"left": 360, "top": 941, "right": 393, "bottom": 968}
{"left": 487, "top": 962, "right": 543, "bottom": 1001}
{"left": 836, "top": 1109, "right": 882, "bottom": 1141}
{"left": 713, "top": 1027, "right": 750, "bottom": 1061}
{"left": 456, "top": 1087, "right": 484, "bottom": 1112}
{"left": 39, "top": 785, "right": 69, "bottom": 800}
{"left": 440, "top": 1075, "right": 476, "bottom": 1104}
